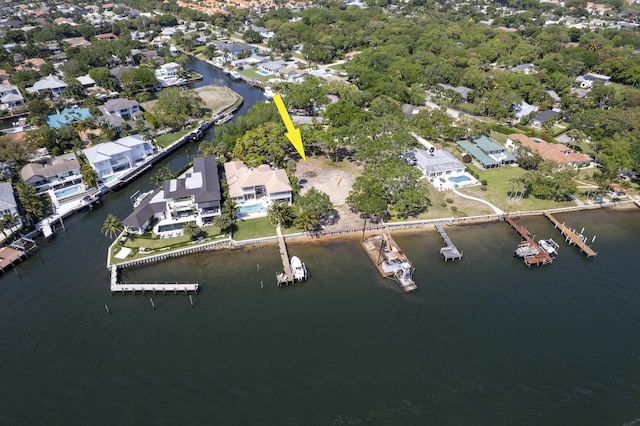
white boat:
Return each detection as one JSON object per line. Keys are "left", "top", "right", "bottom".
{"left": 263, "top": 86, "right": 275, "bottom": 99}
{"left": 214, "top": 113, "right": 233, "bottom": 125}
{"left": 132, "top": 190, "right": 153, "bottom": 208}
{"left": 290, "top": 256, "right": 308, "bottom": 281}
{"left": 229, "top": 71, "right": 241, "bottom": 80}
{"left": 514, "top": 241, "right": 539, "bottom": 258}
{"left": 538, "top": 239, "right": 559, "bottom": 257}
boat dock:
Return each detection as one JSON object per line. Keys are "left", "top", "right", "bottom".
{"left": 543, "top": 212, "right": 597, "bottom": 258}
{"left": 110, "top": 266, "right": 199, "bottom": 293}
{"left": 434, "top": 223, "right": 463, "bottom": 261}
{"left": 503, "top": 214, "right": 553, "bottom": 267}
{"left": 0, "top": 246, "right": 27, "bottom": 273}
{"left": 361, "top": 230, "right": 418, "bottom": 293}
{"left": 276, "top": 226, "right": 294, "bottom": 286}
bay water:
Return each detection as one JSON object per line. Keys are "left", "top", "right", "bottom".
{"left": 1, "top": 58, "right": 639, "bottom": 425}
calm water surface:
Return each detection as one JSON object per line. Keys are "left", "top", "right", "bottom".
{"left": 1, "top": 59, "right": 640, "bottom": 425}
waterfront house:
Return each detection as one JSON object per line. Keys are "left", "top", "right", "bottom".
{"left": 0, "top": 182, "right": 19, "bottom": 217}
{"left": 83, "top": 135, "right": 154, "bottom": 180}
{"left": 99, "top": 98, "right": 141, "bottom": 130}
{"left": 20, "top": 153, "right": 83, "bottom": 195}
{"left": 457, "top": 135, "right": 516, "bottom": 169}
{"left": 506, "top": 133, "right": 592, "bottom": 168}
{"left": 25, "top": 75, "right": 67, "bottom": 98}
{"left": 408, "top": 148, "right": 467, "bottom": 179}
{"left": 214, "top": 42, "right": 255, "bottom": 60}
{"left": 0, "top": 83, "right": 25, "bottom": 110}
{"left": 155, "top": 62, "right": 182, "bottom": 86}
{"left": 123, "top": 156, "right": 222, "bottom": 235}
{"left": 223, "top": 161, "right": 292, "bottom": 217}
{"left": 258, "top": 60, "right": 287, "bottom": 75}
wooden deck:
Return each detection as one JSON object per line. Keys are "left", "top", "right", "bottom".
{"left": 503, "top": 214, "right": 553, "bottom": 267}
{"left": 361, "top": 231, "right": 418, "bottom": 293}
{"left": 543, "top": 212, "right": 597, "bottom": 258}
{"left": 276, "top": 227, "right": 294, "bottom": 286}
{"left": 434, "top": 223, "right": 463, "bottom": 261}
{"left": 0, "top": 246, "right": 27, "bottom": 273}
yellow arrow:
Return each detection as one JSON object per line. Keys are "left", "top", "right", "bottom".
{"left": 273, "top": 94, "right": 306, "bottom": 161}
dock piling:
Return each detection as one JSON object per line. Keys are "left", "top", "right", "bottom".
{"left": 105, "top": 304, "right": 111, "bottom": 315}
{"left": 150, "top": 298, "right": 155, "bottom": 309}
{"left": 189, "top": 295, "right": 194, "bottom": 307}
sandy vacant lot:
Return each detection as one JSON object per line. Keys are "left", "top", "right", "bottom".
{"left": 294, "top": 158, "right": 367, "bottom": 229}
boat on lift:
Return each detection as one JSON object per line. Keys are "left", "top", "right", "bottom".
{"left": 538, "top": 239, "right": 559, "bottom": 257}
{"left": 290, "top": 256, "right": 308, "bottom": 281}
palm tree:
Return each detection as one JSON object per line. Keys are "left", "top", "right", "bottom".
{"left": 1, "top": 213, "right": 16, "bottom": 238}
{"left": 213, "top": 213, "right": 233, "bottom": 234}
{"left": 101, "top": 214, "right": 123, "bottom": 239}
{"left": 267, "top": 202, "right": 294, "bottom": 226}
{"left": 293, "top": 210, "right": 318, "bottom": 235}
{"left": 150, "top": 166, "right": 175, "bottom": 188}
{"left": 182, "top": 221, "right": 201, "bottom": 240}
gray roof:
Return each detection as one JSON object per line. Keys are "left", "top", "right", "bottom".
{"left": 533, "top": 109, "right": 560, "bottom": 123}
{"left": 124, "top": 157, "right": 220, "bottom": 228}
{"left": 26, "top": 75, "right": 67, "bottom": 93}
{"left": 412, "top": 148, "right": 465, "bottom": 174}
{"left": 20, "top": 157, "right": 80, "bottom": 183}
{"left": 0, "top": 182, "right": 17, "bottom": 212}
{"left": 164, "top": 156, "right": 221, "bottom": 203}
{"left": 101, "top": 98, "right": 140, "bottom": 113}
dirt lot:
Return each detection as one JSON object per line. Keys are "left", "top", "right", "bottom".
{"left": 193, "top": 85, "right": 241, "bottom": 114}
{"left": 294, "top": 157, "right": 367, "bottom": 230}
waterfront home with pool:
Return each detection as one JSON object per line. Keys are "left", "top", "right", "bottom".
{"left": 405, "top": 147, "right": 478, "bottom": 191}
{"left": 223, "top": 161, "right": 292, "bottom": 219}
{"left": 20, "top": 153, "right": 86, "bottom": 202}
{"left": 123, "top": 156, "right": 221, "bottom": 235}
{"left": 82, "top": 135, "right": 154, "bottom": 183}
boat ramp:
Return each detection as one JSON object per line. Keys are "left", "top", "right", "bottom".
{"left": 543, "top": 212, "right": 597, "bottom": 258}
{"left": 361, "top": 230, "right": 418, "bottom": 293}
{"left": 503, "top": 214, "right": 553, "bottom": 267}
{"left": 434, "top": 223, "right": 463, "bottom": 261}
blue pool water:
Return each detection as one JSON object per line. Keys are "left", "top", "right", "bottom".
{"left": 256, "top": 70, "right": 271, "bottom": 76}
{"left": 54, "top": 185, "right": 82, "bottom": 199}
{"left": 239, "top": 203, "right": 267, "bottom": 214}
{"left": 449, "top": 175, "right": 472, "bottom": 183}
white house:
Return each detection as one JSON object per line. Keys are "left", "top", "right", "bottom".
{"left": 123, "top": 156, "right": 222, "bottom": 235}
{"left": 0, "top": 83, "right": 25, "bottom": 110}
{"left": 575, "top": 73, "right": 612, "bottom": 89}
{"left": 83, "top": 135, "right": 154, "bottom": 180}
{"left": 224, "top": 161, "right": 292, "bottom": 217}
{"left": 25, "top": 75, "right": 67, "bottom": 97}
{"left": 155, "top": 62, "right": 183, "bottom": 86}
{"left": 0, "top": 182, "right": 19, "bottom": 217}
{"left": 259, "top": 60, "right": 286, "bottom": 74}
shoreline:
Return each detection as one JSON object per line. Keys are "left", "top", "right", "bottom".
{"left": 108, "top": 200, "right": 639, "bottom": 270}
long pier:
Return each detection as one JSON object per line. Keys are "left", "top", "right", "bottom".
{"left": 276, "top": 226, "right": 294, "bottom": 286}
{"left": 110, "top": 266, "right": 199, "bottom": 294}
{"left": 543, "top": 212, "right": 597, "bottom": 258}
{"left": 503, "top": 214, "right": 553, "bottom": 267}
{"left": 434, "top": 223, "right": 463, "bottom": 261}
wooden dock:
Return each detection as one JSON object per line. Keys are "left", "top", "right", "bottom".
{"left": 109, "top": 266, "right": 199, "bottom": 293}
{"left": 361, "top": 230, "right": 418, "bottom": 293}
{"left": 276, "top": 226, "right": 294, "bottom": 286}
{"left": 434, "top": 223, "right": 463, "bottom": 261}
{"left": 0, "top": 246, "right": 27, "bottom": 273}
{"left": 543, "top": 212, "right": 597, "bottom": 258}
{"left": 503, "top": 214, "right": 553, "bottom": 267}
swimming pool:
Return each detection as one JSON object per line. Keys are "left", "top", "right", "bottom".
{"left": 238, "top": 202, "right": 267, "bottom": 214}
{"left": 448, "top": 175, "right": 472, "bottom": 183}
{"left": 256, "top": 69, "right": 271, "bottom": 76}
{"left": 54, "top": 185, "right": 83, "bottom": 199}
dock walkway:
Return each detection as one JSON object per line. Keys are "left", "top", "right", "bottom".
{"left": 276, "top": 225, "right": 294, "bottom": 285}
{"left": 434, "top": 223, "right": 463, "bottom": 261}
{"left": 503, "top": 214, "right": 553, "bottom": 267}
{"left": 110, "top": 266, "right": 198, "bottom": 293}
{"left": 543, "top": 212, "right": 597, "bottom": 258}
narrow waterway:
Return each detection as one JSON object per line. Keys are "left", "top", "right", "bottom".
{"left": 1, "top": 57, "right": 640, "bottom": 425}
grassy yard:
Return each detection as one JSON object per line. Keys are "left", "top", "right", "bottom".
{"left": 233, "top": 217, "right": 277, "bottom": 240}
{"left": 238, "top": 67, "right": 277, "bottom": 83}
{"left": 154, "top": 128, "right": 192, "bottom": 147}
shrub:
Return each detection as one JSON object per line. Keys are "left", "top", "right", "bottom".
{"left": 451, "top": 206, "right": 457, "bottom": 211}
{"left": 481, "top": 185, "right": 488, "bottom": 191}
{"left": 481, "top": 179, "right": 488, "bottom": 186}
{"left": 440, "top": 202, "right": 447, "bottom": 208}
{"left": 446, "top": 198, "right": 454, "bottom": 204}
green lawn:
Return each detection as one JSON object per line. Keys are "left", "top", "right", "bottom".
{"left": 328, "top": 63, "right": 346, "bottom": 71}
{"left": 154, "top": 128, "right": 193, "bottom": 148}
{"left": 462, "top": 165, "right": 574, "bottom": 212}
{"left": 233, "top": 217, "right": 278, "bottom": 240}
{"left": 238, "top": 67, "right": 277, "bottom": 83}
